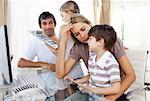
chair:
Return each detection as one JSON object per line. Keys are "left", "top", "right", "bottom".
{"left": 126, "top": 50, "right": 150, "bottom": 101}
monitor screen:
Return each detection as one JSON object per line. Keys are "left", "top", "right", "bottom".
{"left": 0, "top": 25, "right": 13, "bottom": 86}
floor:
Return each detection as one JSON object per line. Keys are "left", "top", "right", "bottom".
{"left": 125, "top": 50, "right": 150, "bottom": 101}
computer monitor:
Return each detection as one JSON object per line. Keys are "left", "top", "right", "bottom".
{"left": 0, "top": 25, "right": 13, "bottom": 86}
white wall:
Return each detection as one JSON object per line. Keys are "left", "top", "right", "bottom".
{"left": 111, "top": 0, "right": 150, "bottom": 50}
{"left": 6, "top": 0, "right": 150, "bottom": 78}
{"left": 8, "top": 0, "right": 94, "bottom": 57}
{"left": 8, "top": 0, "right": 150, "bottom": 58}
{"left": 7, "top": 0, "right": 94, "bottom": 75}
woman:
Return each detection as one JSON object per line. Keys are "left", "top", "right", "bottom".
{"left": 56, "top": 13, "right": 136, "bottom": 101}
{"left": 53, "top": 1, "right": 87, "bottom": 101}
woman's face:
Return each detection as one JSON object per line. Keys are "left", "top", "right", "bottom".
{"left": 60, "top": 11, "right": 72, "bottom": 23}
{"left": 71, "top": 22, "right": 91, "bottom": 43}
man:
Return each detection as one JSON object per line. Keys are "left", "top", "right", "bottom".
{"left": 17, "top": 11, "right": 58, "bottom": 88}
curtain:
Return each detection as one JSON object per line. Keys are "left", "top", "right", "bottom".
{"left": 0, "top": 0, "right": 7, "bottom": 25}
{"left": 93, "top": 0, "right": 110, "bottom": 24}
{"left": 100, "top": 0, "right": 110, "bottom": 24}
{"left": 93, "top": 0, "right": 101, "bottom": 24}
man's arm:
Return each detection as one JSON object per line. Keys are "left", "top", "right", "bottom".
{"left": 18, "top": 58, "right": 55, "bottom": 71}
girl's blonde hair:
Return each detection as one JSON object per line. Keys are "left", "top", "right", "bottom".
{"left": 60, "top": 1, "right": 80, "bottom": 13}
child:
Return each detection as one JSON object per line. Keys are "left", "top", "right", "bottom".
{"left": 77, "top": 25, "right": 121, "bottom": 101}
{"left": 60, "top": 0, "right": 80, "bottom": 23}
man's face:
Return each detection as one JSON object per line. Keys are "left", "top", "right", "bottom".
{"left": 40, "top": 18, "right": 55, "bottom": 36}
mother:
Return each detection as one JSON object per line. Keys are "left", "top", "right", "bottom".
{"left": 56, "top": 14, "right": 136, "bottom": 101}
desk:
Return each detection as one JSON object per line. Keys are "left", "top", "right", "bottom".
{"left": 1, "top": 69, "right": 56, "bottom": 101}
{"left": 0, "top": 82, "right": 17, "bottom": 101}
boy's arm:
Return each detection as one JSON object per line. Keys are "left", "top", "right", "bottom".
{"left": 64, "top": 75, "right": 89, "bottom": 84}
{"left": 79, "top": 82, "right": 120, "bottom": 95}
{"left": 75, "top": 75, "right": 89, "bottom": 84}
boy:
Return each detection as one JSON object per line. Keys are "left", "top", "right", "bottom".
{"left": 77, "top": 25, "right": 121, "bottom": 101}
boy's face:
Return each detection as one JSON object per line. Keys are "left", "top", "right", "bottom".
{"left": 41, "top": 18, "right": 55, "bottom": 36}
{"left": 87, "top": 36, "right": 100, "bottom": 51}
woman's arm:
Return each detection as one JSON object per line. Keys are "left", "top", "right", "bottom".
{"left": 106, "top": 55, "right": 136, "bottom": 100}
{"left": 56, "top": 24, "right": 76, "bottom": 79}
{"left": 117, "top": 55, "right": 136, "bottom": 96}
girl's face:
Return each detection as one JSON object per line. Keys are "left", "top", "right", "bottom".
{"left": 71, "top": 22, "right": 91, "bottom": 43}
{"left": 60, "top": 10, "right": 72, "bottom": 23}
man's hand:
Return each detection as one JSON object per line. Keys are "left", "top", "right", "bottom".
{"left": 40, "top": 62, "right": 55, "bottom": 71}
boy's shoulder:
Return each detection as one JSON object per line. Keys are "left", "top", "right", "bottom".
{"left": 96, "top": 51, "right": 119, "bottom": 68}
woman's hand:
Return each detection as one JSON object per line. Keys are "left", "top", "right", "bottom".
{"left": 60, "top": 24, "right": 73, "bottom": 41}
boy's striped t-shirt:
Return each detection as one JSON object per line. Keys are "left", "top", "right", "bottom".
{"left": 88, "top": 51, "right": 121, "bottom": 88}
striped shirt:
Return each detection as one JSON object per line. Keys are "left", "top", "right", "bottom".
{"left": 88, "top": 51, "right": 121, "bottom": 88}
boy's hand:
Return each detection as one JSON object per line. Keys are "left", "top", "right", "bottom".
{"left": 78, "top": 83, "right": 90, "bottom": 93}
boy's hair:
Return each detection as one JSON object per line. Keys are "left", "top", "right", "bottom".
{"left": 60, "top": 0, "right": 80, "bottom": 13}
{"left": 88, "top": 25, "right": 117, "bottom": 51}
{"left": 38, "top": 12, "right": 56, "bottom": 28}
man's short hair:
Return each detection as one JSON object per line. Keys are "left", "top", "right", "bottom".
{"left": 88, "top": 25, "right": 117, "bottom": 51}
{"left": 38, "top": 12, "right": 56, "bottom": 28}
